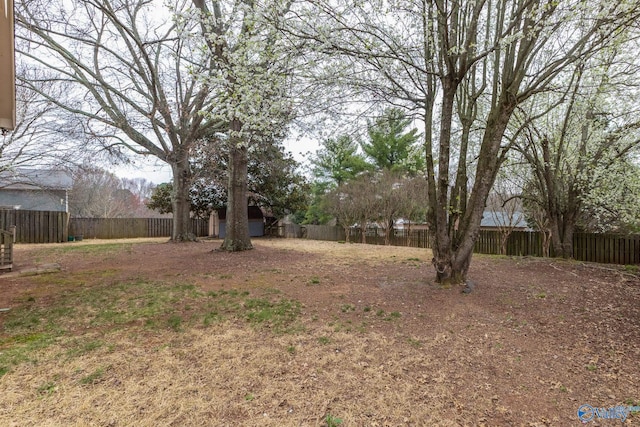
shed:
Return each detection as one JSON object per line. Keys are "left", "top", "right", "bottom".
{"left": 216, "top": 206, "right": 265, "bottom": 238}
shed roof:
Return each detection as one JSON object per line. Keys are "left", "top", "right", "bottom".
{"left": 217, "top": 205, "right": 264, "bottom": 221}
{"left": 481, "top": 211, "right": 528, "bottom": 228}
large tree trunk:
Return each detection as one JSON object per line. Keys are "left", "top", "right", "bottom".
{"left": 220, "top": 119, "right": 252, "bottom": 252}
{"left": 549, "top": 212, "right": 576, "bottom": 259}
{"left": 170, "top": 152, "right": 196, "bottom": 242}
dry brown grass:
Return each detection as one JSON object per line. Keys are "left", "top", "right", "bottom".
{"left": 1, "top": 238, "right": 639, "bottom": 426}
{"left": 1, "top": 325, "right": 460, "bottom": 426}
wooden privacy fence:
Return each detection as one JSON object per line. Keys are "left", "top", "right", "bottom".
{"left": 0, "top": 209, "right": 210, "bottom": 242}
{"left": 0, "top": 209, "right": 68, "bottom": 243}
{"left": 302, "top": 225, "right": 640, "bottom": 265}
{"left": 573, "top": 232, "right": 640, "bottom": 265}
{"left": 69, "top": 217, "right": 209, "bottom": 240}
{"left": 265, "top": 223, "right": 303, "bottom": 238}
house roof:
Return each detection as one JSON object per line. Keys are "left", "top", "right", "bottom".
{"left": 0, "top": 168, "right": 73, "bottom": 191}
{"left": 481, "top": 211, "right": 528, "bottom": 228}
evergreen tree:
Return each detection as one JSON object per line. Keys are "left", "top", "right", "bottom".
{"left": 362, "top": 108, "right": 423, "bottom": 175}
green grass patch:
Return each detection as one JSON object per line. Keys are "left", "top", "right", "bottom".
{"left": 49, "top": 243, "right": 134, "bottom": 256}
{"left": 0, "top": 332, "right": 56, "bottom": 377}
{"left": 325, "top": 413, "right": 343, "bottom": 426}
{"left": 244, "top": 298, "right": 301, "bottom": 333}
{"left": 385, "top": 311, "right": 402, "bottom": 321}
{"left": 0, "top": 274, "right": 303, "bottom": 377}
{"left": 167, "top": 315, "right": 183, "bottom": 331}
{"left": 340, "top": 304, "right": 355, "bottom": 313}
{"left": 37, "top": 380, "right": 59, "bottom": 395}
{"left": 318, "top": 336, "right": 331, "bottom": 345}
{"left": 80, "top": 366, "right": 108, "bottom": 385}
{"left": 64, "top": 339, "right": 104, "bottom": 359}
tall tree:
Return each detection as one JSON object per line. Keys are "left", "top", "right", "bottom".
{"left": 190, "top": 0, "right": 296, "bottom": 251}
{"left": 16, "top": 0, "right": 223, "bottom": 241}
{"left": 310, "top": 135, "right": 370, "bottom": 188}
{"left": 282, "top": 0, "right": 640, "bottom": 284}
{"left": 514, "top": 48, "right": 640, "bottom": 256}
{"left": 362, "top": 108, "right": 423, "bottom": 175}
{"left": 191, "top": 137, "right": 310, "bottom": 219}
{"left": 305, "top": 134, "right": 371, "bottom": 225}
{"left": 147, "top": 139, "right": 309, "bottom": 220}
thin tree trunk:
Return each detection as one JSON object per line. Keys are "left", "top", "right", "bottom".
{"left": 561, "top": 220, "right": 575, "bottom": 259}
{"left": 431, "top": 83, "right": 456, "bottom": 283}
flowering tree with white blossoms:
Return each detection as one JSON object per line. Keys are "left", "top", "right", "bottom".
{"left": 281, "top": 0, "right": 640, "bottom": 284}
{"left": 514, "top": 44, "right": 640, "bottom": 257}
{"left": 188, "top": 0, "right": 296, "bottom": 250}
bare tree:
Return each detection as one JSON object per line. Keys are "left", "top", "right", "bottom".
{"left": 15, "top": 0, "right": 224, "bottom": 241}
{"left": 371, "top": 171, "right": 406, "bottom": 245}
{"left": 1, "top": 69, "right": 82, "bottom": 173}
{"left": 399, "top": 176, "right": 429, "bottom": 242}
{"left": 282, "top": 0, "right": 640, "bottom": 284}
{"left": 324, "top": 183, "right": 361, "bottom": 243}
{"left": 120, "top": 177, "right": 161, "bottom": 217}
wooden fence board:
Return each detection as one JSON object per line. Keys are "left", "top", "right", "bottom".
{"left": 1, "top": 209, "right": 68, "bottom": 243}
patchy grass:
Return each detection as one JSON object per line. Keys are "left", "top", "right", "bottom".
{"left": 0, "top": 273, "right": 302, "bottom": 378}
{"left": 1, "top": 238, "right": 639, "bottom": 426}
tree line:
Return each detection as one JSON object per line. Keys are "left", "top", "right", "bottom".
{"left": 4, "top": 0, "right": 640, "bottom": 285}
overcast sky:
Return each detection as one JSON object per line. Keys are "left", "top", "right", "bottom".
{"left": 112, "top": 138, "right": 319, "bottom": 184}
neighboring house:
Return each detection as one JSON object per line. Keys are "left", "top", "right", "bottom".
{"left": 0, "top": 168, "right": 73, "bottom": 212}
{"left": 394, "top": 218, "right": 430, "bottom": 231}
{"left": 394, "top": 212, "right": 530, "bottom": 232}
{"left": 481, "top": 211, "right": 529, "bottom": 230}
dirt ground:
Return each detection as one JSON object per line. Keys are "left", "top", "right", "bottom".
{"left": 1, "top": 237, "right": 639, "bottom": 426}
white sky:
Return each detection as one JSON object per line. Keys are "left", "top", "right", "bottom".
{"left": 112, "top": 138, "right": 320, "bottom": 184}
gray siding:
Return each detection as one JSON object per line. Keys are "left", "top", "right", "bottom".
{"left": 0, "top": 189, "right": 68, "bottom": 212}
